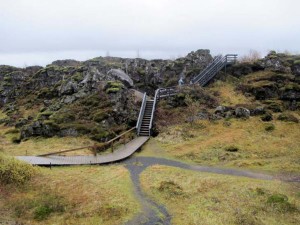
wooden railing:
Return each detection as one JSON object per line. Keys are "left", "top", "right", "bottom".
{"left": 37, "top": 127, "right": 136, "bottom": 156}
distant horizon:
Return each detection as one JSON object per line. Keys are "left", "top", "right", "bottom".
{"left": 1, "top": 48, "right": 299, "bottom": 68}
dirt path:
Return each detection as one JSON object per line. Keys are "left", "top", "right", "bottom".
{"left": 123, "top": 156, "right": 300, "bottom": 225}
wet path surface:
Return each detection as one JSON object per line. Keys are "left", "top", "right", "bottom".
{"left": 123, "top": 156, "right": 300, "bottom": 225}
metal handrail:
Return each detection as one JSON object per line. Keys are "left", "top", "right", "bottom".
{"left": 136, "top": 92, "right": 147, "bottom": 135}
{"left": 149, "top": 89, "right": 159, "bottom": 135}
{"left": 193, "top": 55, "right": 223, "bottom": 83}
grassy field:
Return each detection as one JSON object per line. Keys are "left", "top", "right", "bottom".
{"left": 208, "top": 79, "right": 254, "bottom": 106}
{"left": 1, "top": 165, "right": 140, "bottom": 225}
{"left": 140, "top": 165, "right": 300, "bottom": 225}
{"left": 148, "top": 77, "right": 300, "bottom": 174}
{"left": 153, "top": 117, "right": 300, "bottom": 173}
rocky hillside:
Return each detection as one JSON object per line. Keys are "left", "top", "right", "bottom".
{"left": 154, "top": 51, "right": 300, "bottom": 132}
{"left": 0, "top": 49, "right": 212, "bottom": 142}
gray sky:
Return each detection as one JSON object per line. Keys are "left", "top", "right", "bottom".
{"left": 1, "top": 0, "right": 299, "bottom": 67}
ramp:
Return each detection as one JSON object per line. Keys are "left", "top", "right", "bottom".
{"left": 16, "top": 136, "right": 149, "bottom": 166}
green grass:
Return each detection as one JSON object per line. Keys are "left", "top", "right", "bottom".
{"left": 154, "top": 117, "right": 300, "bottom": 173}
{"left": 1, "top": 165, "right": 140, "bottom": 225}
{"left": 140, "top": 165, "right": 300, "bottom": 225}
{"left": 0, "top": 126, "right": 96, "bottom": 156}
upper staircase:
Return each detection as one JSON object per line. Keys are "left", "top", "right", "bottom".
{"left": 136, "top": 54, "right": 237, "bottom": 136}
{"left": 191, "top": 54, "right": 237, "bottom": 86}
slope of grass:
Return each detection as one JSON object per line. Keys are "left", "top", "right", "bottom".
{"left": 155, "top": 117, "right": 300, "bottom": 173}
{"left": 1, "top": 165, "right": 139, "bottom": 225}
{"left": 0, "top": 125, "right": 95, "bottom": 156}
{"left": 140, "top": 165, "right": 300, "bottom": 225}
{"left": 208, "top": 80, "right": 254, "bottom": 106}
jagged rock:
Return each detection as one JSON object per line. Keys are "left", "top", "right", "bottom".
{"left": 292, "top": 64, "right": 300, "bottom": 76}
{"left": 198, "top": 112, "right": 210, "bottom": 120}
{"left": 215, "top": 106, "right": 231, "bottom": 115}
{"left": 50, "top": 59, "right": 81, "bottom": 67}
{"left": 210, "top": 114, "right": 223, "bottom": 120}
{"left": 62, "top": 95, "right": 76, "bottom": 104}
{"left": 235, "top": 107, "right": 250, "bottom": 118}
{"left": 59, "top": 128, "right": 78, "bottom": 137}
{"left": 107, "top": 69, "right": 134, "bottom": 87}
{"left": 60, "top": 80, "right": 78, "bottom": 95}
{"left": 251, "top": 107, "right": 266, "bottom": 116}
{"left": 20, "top": 121, "right": 59, "bottom": 139}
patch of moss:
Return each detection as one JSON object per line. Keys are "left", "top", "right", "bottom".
{"left": 106, "top": 87, "right": 121, "bottom": 94}
{"left": 137, "top": 68, "right": 146, "bottom": 75}
{"left": 106, "top": 81, "right": 124, "bottom": 89}
{"left": 294, "top": 60, "right": 300, "bottom": 65}
{"left": 51, "top": 111, "right": 76, "bottom": 124}
{"left": 72, "top": 72, "right": 83, "bottom": 82}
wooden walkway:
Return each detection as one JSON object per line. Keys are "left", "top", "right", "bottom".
{"left": 16, "top": 136, "right": 149, "bottom": 166}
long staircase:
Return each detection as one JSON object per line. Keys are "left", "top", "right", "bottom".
{"left": 191, "top": 54, "right": 237, "bottom": 85}
{"left": 17, "top": 53, "right": 237, "bottom": 166}
{"left": 136, "top": 54, "right": 237, "bottom": 137}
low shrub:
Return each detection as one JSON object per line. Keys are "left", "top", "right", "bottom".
{"left": 225, "top": 146, "right": 239, "bottom": 152}
{"left": 158, "top": 180, "right": 184, "bottom": 197}
{"left": 14, "top": 192, "right": 66, "bottom": 221}
{"left": 11, "top": 136, "right": 21, "bottom": 144}
{"left": 277, "top": 113, "right": 299, "bottom": 123}
{"left": 265, "top": 123, "right": 275, "bottom": 132}
{"left": 267, "top": 194, "right": 297, "bottom": 212}
{"left": 261, "top": 112, "right": 273, "bottom": 122}
{"left": 0, "top": 153, "right": 37, "bottom": 185}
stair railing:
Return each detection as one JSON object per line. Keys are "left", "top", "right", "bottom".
{"left": 149, "top": 89, "right": 159, "bottom": 136}
{"left": 136, "top": 93, "right": 147, "bottom": 135}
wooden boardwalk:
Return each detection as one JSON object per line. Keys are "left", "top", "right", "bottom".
{"left": 16, "top": 136, "right": 149, "bottom": 166}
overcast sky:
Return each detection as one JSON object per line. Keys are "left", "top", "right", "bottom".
{"left": 1, "top": 0, "right": 299, "bottom": 67}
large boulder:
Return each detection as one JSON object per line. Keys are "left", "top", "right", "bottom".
{"left": 20, "top": 121, "right": 59, "bottom": 139}
{"left": 235, "top": 107, "right": 250, "bottom": 118}
{"left": 107, "top": 69, "right": 134, "bottom": 87}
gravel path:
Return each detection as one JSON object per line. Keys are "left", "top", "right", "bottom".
{"left": 123, "top": 156, "right": 300, "bottom": 225}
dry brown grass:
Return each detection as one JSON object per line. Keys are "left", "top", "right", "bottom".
{"left": 140, "top": 165, "right": 300, "bottom": 225}
{"left": 1, "top": 165, "right": 139, "bottom": 225}
{"left": 209, "top": 80, "right": 254, "bottom": 106}
{"left": 155, "top": 117, "right": 300, "bottom": 173}
{"left": 0, "top": 125, "right": 95, "bottom": 156}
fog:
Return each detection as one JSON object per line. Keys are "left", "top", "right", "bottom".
{"left": 1, "top": 0, "right": 299, "bottom": 67}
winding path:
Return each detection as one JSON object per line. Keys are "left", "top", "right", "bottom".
{"left": 122, "top": 156, "right": 300, "bottom": 225}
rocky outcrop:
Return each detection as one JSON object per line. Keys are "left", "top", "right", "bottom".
{"left": 235, "top": 107, "right": 250, "bottom": 118}
{"left": 107, "top": 69, "right": 133, "bottom": 87}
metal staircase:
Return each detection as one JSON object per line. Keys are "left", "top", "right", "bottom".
{"left": 136, "top": 54, "right": 237, "bottom": 136}
{"left": 191, "top": 54, "right": 237, "bottom": 86}
{"left": 136, "top": 92, "right": 154, "bottom": 136}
